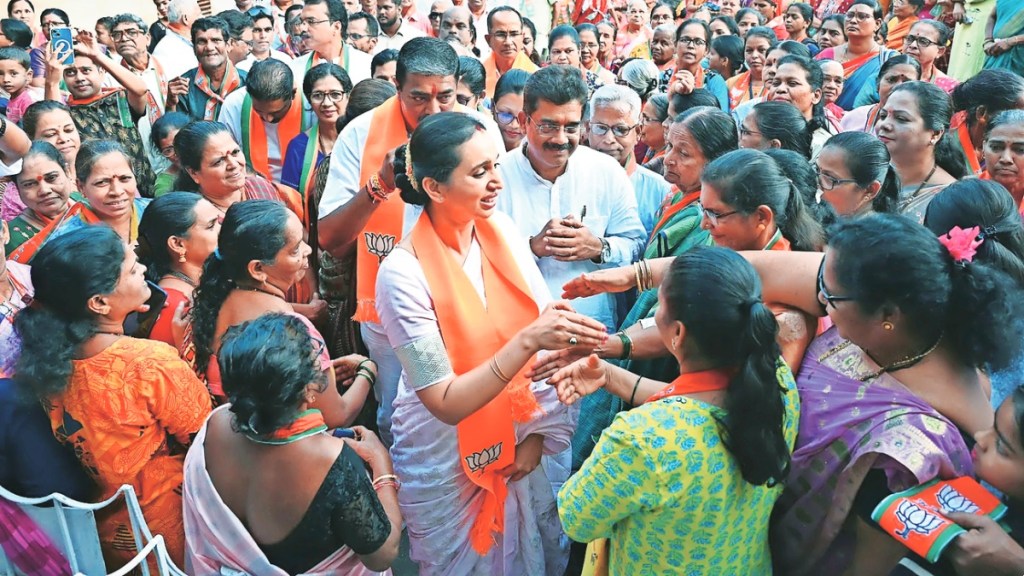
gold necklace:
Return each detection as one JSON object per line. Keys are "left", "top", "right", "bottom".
{"left": 818, "top": 334, "right": 943, "bottom": 382}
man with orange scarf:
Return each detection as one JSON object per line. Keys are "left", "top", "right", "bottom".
{"left": 482, "top": 7, "right": 538, "bottom": 99}
{"left": 218, "top": 59, "right": 304, "bottom": 184}
{"left": 173, "top": 17, "right": 248, "bottom": 122}
{"left": 318, "top": 38, "right": 505, "bottom": 446}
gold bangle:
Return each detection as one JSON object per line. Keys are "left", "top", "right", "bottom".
{"left": 490, "top": 356, "right": 512, "bottom": 383}
{"left": 634, "top": 262, "right": 643, "bottom": 291}
{"left": 373, "top": 479, "right": 400, "bottom": 492}
{"left": 372, "top": 473, "right": 400, "bottom": 485}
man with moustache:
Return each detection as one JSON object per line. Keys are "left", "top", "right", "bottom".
{"left": 318, "top": 38, "right": 504, "bottom": 447}
{"left": 496, "top": 65, "right": 645, "bottom": 331}
{"left": 438, "top": 6, "right": 475, "bottom": 55}
{"left": 172, "top": 17, "right": 247, "bottom": 123}
{"left": 427, "top": 0, "right": 453, "bottom": 37}
{"left": 375, "top": 0, "right": 425, "bottom": 50}
{"left": 587, "top": 84, "right": 671, "bottom": 237}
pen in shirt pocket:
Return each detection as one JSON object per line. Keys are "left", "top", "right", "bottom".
{"left": 580, "top": 205, "right": 586, "bottom": 223}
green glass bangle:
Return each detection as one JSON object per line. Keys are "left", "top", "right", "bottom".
{"left": 616, "top": 331, "right": 633, "bottom": 360}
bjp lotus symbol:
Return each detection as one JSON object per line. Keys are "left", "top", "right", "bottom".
{"left": 465, "top": 442, "right": 503, "bottom": 473}
{"left": 894, "top": 500, "right": 945, "bottom": 539}
{"left": 365, "top": 232, "right": 396, "bottom": 263}
{"left": 937, "top": 485, "right": 980, "bottom": 514}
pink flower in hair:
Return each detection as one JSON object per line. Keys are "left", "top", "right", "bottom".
{"left": 937, "top": 225, "right": 983, "bottom": 264}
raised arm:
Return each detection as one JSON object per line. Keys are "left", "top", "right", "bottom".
{"left": 75, "top": 31, "right": 149, "bottom": 115}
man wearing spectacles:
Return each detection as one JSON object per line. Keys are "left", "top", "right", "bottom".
{"left": 482, "top": 6, "right": 537, "bottom": 99}
{"left": 428, "top": 0, "right": 453, "bottom": 37}
{"left": 217, "top": 9, "right": 256, "bottom": 66}
{"left": 587, "top": 84, "right": 671, "bottom": 237}
{"left": 218, "top": 58, "right": 304, "bottom": 184}
{"left": 498, "top": 66, "right": 646, "bottom": 331}
{"left": 319, "top": 38, "right": 505, "bottom": 445}
{"left": 238, "top": 7, "right": 293, "bottom": 72}
{"left": 376, "top": 0, "right": 426, "bottom": 50}
{"left": 289, "top": 0, "right": 373, "bottom": 124}
{"left": 152, "top": 0, "right": 202, "bottom": 79}
{"left": 346, "top": 11, "right": 380, "bottom": 53}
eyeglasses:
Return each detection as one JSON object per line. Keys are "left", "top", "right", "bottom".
{"left": 904, "top": 34, "right": 938, "bottom": 48}
{"left": 738, "top": 125, "right": 762, "bottom": 138}
{"left": 494, "top": 111, "right": 519, "bottom": 125}
{"left": 844, "top": 10, "right": 874, "bottom": 21}
{"left": 311, "top": 90, "right": 346, "bottom": 103}
{"left": 246, "top": 6, "right": 272, "bottom": 19}
{"left": 232, "top": 37, "right": 255, "bottom": 48}
{"left": 528, "top": 116, "right": 582, "bottom": 134}
{"left": 111, "top": 29, "right": 144, "bottom": 41}
{"left": 677, "top": 36, "right": 707, "bottom": 47}
{"left": 641, "top": 114, "right": 661, "bottom": 124}
{"left": 814, "top": 166, "right": 859, "bottom": 190}
{"left": 299, "top": 17, "right": 331, "bottom": 27}
{"left": 491, "top": 30, "right": 521, "bottom": 41}
{"left": 695, "top": 201, "right": 739, "bottom": 227}
{"left": 429, "top": 11, "right": 444, "bottom": 20}
{"left": 159, "top": 144, "right": 175, "bottom": 157}
{"left": 348, "top": 32, "right": 370, "bottom": 40}
{"left": 589, "top": 122, "right": 639, "bottom": 137}
{"left": 817, "top": 258, "right": 854, "bottom": 308}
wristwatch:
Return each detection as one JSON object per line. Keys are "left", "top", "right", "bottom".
{"left": 592, "top": 238, "right": 611, "bottom": 264}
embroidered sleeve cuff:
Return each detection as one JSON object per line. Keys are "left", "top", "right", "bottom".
{"left": 395, "top": 334, "right": 454, "bottom": 391}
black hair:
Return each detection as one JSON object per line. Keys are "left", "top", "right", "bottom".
{"left": 670, "top": 88, "right": 722, "bottom": 116}
{"left": 96, "top": 16, "right": 114, "bottom": 30}
{"left": 457, "top": 55, "right": 486, "bottom": 98}
{"left": 220, "top": 313, "right": 328, "bottom": 435}
{"left": 150, "top": 111, "right": 191, "bottom": 151}
{"left": 336, "top": 78, "right": 396, "bottom": 132}
{"left": 215, "top": 9, "right": 255, "bottom": 40}
{"left": 773, "top": 39, "right": 811, "bottom": 59}
{"left": 850, "top": 0, "right": 884, "bottom": 20}
{"left": 246, "top": 6, "right": 274, "bottom": 26}
{"left": 191, "top": 16, "right": 230, "bottom": 44}
{"left": 22, "top": 99, "right": 71, "bottom": 138}
{"left": 912, "top": 18, "right": 951, "bottom": 46}
{"left": 710, "top": 15, "right": 741, "bottom": 37}
{"left": 646, "top": 93, "right": 669, "bottom": 122}
{"left": 393, "top": 111, "right": 485, "bottom": 205}
{"left": 0, "top": 44, "right": 28, "bottom": 70}
{"left": 486, "top": 5, "right": 522, "bottom": 32}
{"left": 396, "top": 37, "right": 458, "bottom": 86}
{"left": 889, "top": 81, "right": 968, "bottom": 179}
{"left": 924, "top": 179, "right": 1024, "bottom": 287}
{"left": 137, "top": 192, "right": 203, "bottom": 283}
{"left": 751, "top": 101, "right": 811, "bottom": 157}
{"left": 38, "top": 7, "right": 68, "bottom": 26}
{"left": 523, "top": 16, "right": 540, "bottom": 64}
{"left": 575, "top": 22, "right": 598, "bottom": 39}
{"left": 952, "top": 69, "right": 1024, "bottom": 128}
{"left": 1013, "top": 386, "right": 1024, "bottom": 452}
{"left": 711, "top": 35, "right": 744, "bottom": 76}
{"left": 904, "top": 0, "right": 926, "bottom": 8}
{"left": 821, "top": 131, "right": 900, "bottom": 214}
{"left": 764, "top": 147, "right": 838, "bottom": 233}
{"left": 247, "top": 58, "right": 294, "bottom": 102}
{"left": 5, "top": 0, "right": 31, "bottom": 17}
{"left": 304, "top": 0, "right": 348, "bottom": 29}
{"left": 877, "top": 54, "right": 922, "bottom": 91}
{"left": 548, "top": 23, "right": 580, "bottom": 50}
{"left": 829, "top": 213, "right": 1024, "bottom": 371}
{"left": 744, "top": 26, "right": 778, "bottom": 50}
{"left": 13, "top": 226, "right": 125, "bottom": 399}
{"left": 303, "top": 61, "right": 352, "bottom": 100}
{"left": 677, "top": 18, "right": 712, "bottom": 44}
{"left": 371, "top": 48, "right": 399, "bottom": 76}
{"left": 786, "top": 2, "right": 813, "bottom": 24}
{"left": 75, "top": 140, "right": 130, "bottom": 185}
{"left": 348, "top": 11, "right": 379, "bottom": 36}
{"left": 494, "top": 68, "right": 530, "bottom": 103}
{"left": 191, "top": 200, "right": 293, "bottom": 372}
{"left": 736, "top": 7, "right": 765, "bottom": 26}
{"left": 674, "top": 105, "right": 738, "bottom": 160}
{"left": 661, "top": 246, "right": 790, "bottom": 486}
{"left": 523, "top": 64, "right": 588, "bottom": 115}
{"left": 16, "top": 140, "right": 67, "bottom": 187}
{"left": 703, "top": 148, "right": 825, "bottom": 251}
{"left": 775, "top": 54, "right": 828, "bottom": 141}
{"left": 986, "top": 109, "right": 1024, "bottom": 138}
{"left": 173, "top": 121, "right": 235, "bottom": 192}
{"left": 0, "top": 18, "right": 31, "bottom": 48}
{"left": 819, "top": 14, "right": 847, "bottom": 41}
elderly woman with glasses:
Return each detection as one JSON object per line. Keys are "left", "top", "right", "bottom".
{"left": 814, "top": 0, "right": 896, "bottom": 111}
{"left": 282, "top": 62, "right": 352, "bottom": 197}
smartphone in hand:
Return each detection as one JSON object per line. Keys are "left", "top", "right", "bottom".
{"left": 50, "top": 26, "right": 75, "bottom": 66}
{"left": 123, "top": 281, "right": 169, "bottom": 339}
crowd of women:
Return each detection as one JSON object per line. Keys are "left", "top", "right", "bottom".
{"left": 3, "top": 0, "right": 1024, "bottom": 574}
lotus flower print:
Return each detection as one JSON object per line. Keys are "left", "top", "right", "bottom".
{"left": 894, "top": 499, "right": 945, "bottom": 539}
{"left": 937, "top": 485, "right": 980, "bottom": 514}
{"left": 365, "top": 232, "right": 396, "bottom": 263}
{"left": 465, "top": 442, "right": 503, "bottom": 473}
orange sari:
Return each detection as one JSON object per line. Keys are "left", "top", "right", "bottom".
{"left": 409, "top": 212, "right": 541, "bottom": 555}
{"left": 885, "top": 16, "right": 917, "bottom": 50}
{"left": 483, "top": 51, "right": 539, "bottom": 98}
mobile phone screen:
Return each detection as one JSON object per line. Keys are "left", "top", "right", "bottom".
{"left": 123, "top": 281, "right": 168, "bottom": 339}
{"left": 50, "top": 27, "right": 74, "bottom": 66}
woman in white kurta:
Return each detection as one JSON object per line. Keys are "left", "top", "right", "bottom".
{"left": 374, "top": 112, "right": 608, "bottom": 575}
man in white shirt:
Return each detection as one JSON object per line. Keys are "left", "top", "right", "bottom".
{"left": 152, "top": 0, "right": 202, "bottom": 79}
{"left": 587, "top": 84, "right": 672, "bottom": 238}
{"left": 375, "top": 0, "right": 426, "bottom": 50}
{"left": 497, "top": 65, "right": 646, "bottom": 330}
{"left": 318, "top": 38, "right": 505, "bottom": 445}
{"left": 290, "top": 0, "right": 373, "bottom": 123}
{"left": 218, "top": 59, "right": 303, "bottom": 183}
{"left": 346, "top": 11, "right": 380, "bottom": 53}
{"left": 237, "top": 6, "right": 293, "bottom": 72}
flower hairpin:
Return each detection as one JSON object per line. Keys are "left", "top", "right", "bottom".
{"left": 937, "top": 225, "right": 983, "bottom": 266}
{"left": 404, "top": 146, "right": 418, "bottom": 192}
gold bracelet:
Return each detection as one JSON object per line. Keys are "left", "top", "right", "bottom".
{"left": 634, "top": 262, "right": 643, "bottom": 291}
{"left": 373, "top": 479, "right": 400, "bottom": 492}
{"left": 490, "top": 356, "right": 512, "bottom": 383}
{"left": 372, "top": 473, "right": 400, "bottom": 486}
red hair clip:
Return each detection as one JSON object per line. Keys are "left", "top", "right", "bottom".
{"left": 938, "top": 225, "right": 983, "bottom": 265}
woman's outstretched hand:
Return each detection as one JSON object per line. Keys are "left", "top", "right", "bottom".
{"left": 548, "top": 354, "right": 608, "bottom": 406}
{"left": 522, "top": 300, "right": 608, "bottom": 352}
{"left": 561, "top": 266, "right": 637, "bottom": 299}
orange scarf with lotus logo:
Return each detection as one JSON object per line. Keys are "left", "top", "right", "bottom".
{"left": 354, "top": 96, "right": 410, "bottom": 323}
{"left": 410, "top": 211, "right": 542, "bottom": 556}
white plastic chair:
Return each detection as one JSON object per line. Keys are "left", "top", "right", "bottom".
{"left": 0, "top": 484, "right": 184, "bottom": 576}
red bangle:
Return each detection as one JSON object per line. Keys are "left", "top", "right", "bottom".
{"left": 366, "top": 173, "right": 393, "bottom": 204}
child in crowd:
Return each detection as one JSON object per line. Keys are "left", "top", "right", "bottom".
{"left": 0, "top": 46, "right": 38, "bottom": 124}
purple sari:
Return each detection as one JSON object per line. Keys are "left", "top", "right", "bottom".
{"left": 770, "top": 328, "right": 974, "bottom": 575}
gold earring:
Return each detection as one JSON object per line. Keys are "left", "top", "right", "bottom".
{"left": 883, "top": 322, "right": 894, "bottom": 331}
{"left": 178, "top": 252, "right": 187, "bottom": 263}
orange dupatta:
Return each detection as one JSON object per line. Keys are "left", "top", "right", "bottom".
{"left": 668, "top": 66, "right": 706, "bottom": 91}
{"left": 354, "top": 96, "right": 410, "bottom": 322}
{"left": 193, "top": 61, "right": 242, "bottom": 121}
{"left": 483, "top": 51, "right": 539, "bottom": 98}
{"left": 841, "top": 50, "right": 880, "bottom": 78}
{"left": 645, "top": 368, "right": 732, "bottom": 404}
{"left": 885, "top": 16, "right": 917, "bottom": 50}
{"left": 726, "top": 71, "right": 763, "bottom": 110}
{"left": 410, "top": 212, "right": 541, "bottom": 555}
{"left": 951, "top": 111, "right": 983, "bottom": 176}
{"left": 8, "top": 203, "right": 83, "bottom": 264}
{"left": 648, "top": 190, "right": 701, "bottom": 244}
{"left": 240, "top": 93, "right": 304, "bottom": 181}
